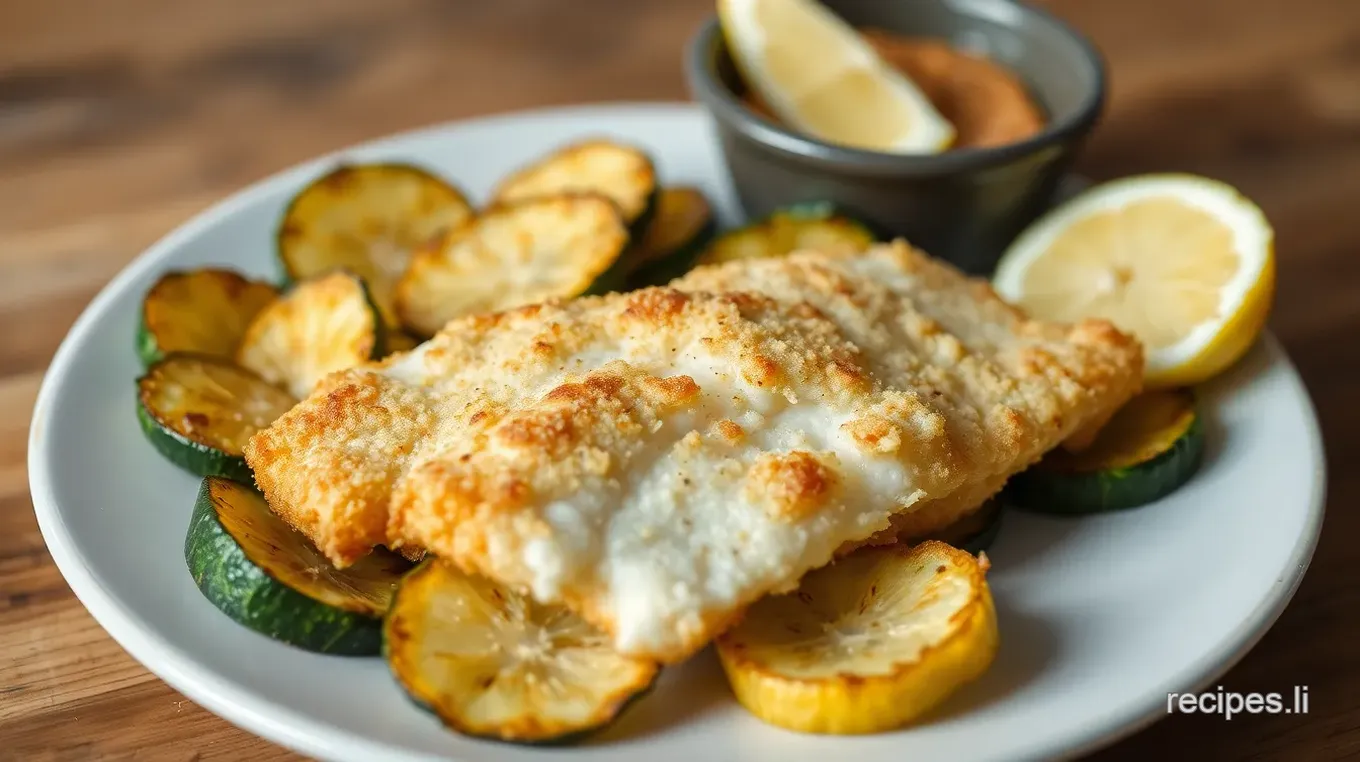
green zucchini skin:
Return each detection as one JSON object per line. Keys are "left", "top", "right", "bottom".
{"left": 581, "top": 185, "right": 661, "bottom": 297}
{"left": 355, "top": 274, "right": 389, "bottom": 359}
{"left": 135, "top": 395, "right": 252, "bottom": 483}
{"left": 1006, "top": 416, "right": 1206, "bottom": 515}
{"left": 135, "top": 317, "right": 165, "bottom": 368}
{"left": 184, "top": 479, "right": 384, "bottom": 655}
{"left": 626, "top": 214, "right": 719, "bottom": 289}
{"left": 581, "top": 252, "right": 635, "bottom": 298}
{"left": 697, "top": 203, "right": 879, "bottom": 266}
{"left": 627, "top": 184, "right": 661, "bottom": 242}
{"left": 776, "top": 203, "right": 880, "bottom": 250}
{"left": 956, "top": 506, "right": 1004, "bottom": 556}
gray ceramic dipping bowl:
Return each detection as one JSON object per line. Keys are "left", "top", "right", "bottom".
{"left": 685, "top": 0, "right": 1106, "bottom": 274}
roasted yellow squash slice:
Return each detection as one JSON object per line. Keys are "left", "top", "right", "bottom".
{"left": 384, "top": 560, "right": 659, "bottom": 744}
{"left": 717, "top": 541, "right": 998, "bottom": 734}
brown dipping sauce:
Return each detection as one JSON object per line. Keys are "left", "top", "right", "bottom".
{"left": 743, "top": 29, "right": 1046, "bottom": 150}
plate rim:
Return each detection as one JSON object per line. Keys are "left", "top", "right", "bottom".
{"left": 27, "top": 101, "right": 1328, "bottom": 762}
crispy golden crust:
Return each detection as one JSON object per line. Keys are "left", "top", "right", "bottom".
{"left": 246, "top": 242, "right": 1142, "bottom": 661}
{"left": 246, "top": 372, "right": 435, "bottom": 565}
{"left": 383, "top": 288, "right": 983, "bottom": 660}
{"left": 675, "top": 241, "right": 1144, "bottom": 543}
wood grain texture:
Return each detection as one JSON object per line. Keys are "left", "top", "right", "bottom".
{"left": 2, "top": 0, "right": 1357, "bottom": 759}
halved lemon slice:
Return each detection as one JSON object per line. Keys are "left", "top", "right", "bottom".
{"left": 993, "top": 174, "right": 1274, "bottom": 387}
{"left": 716, "top": 541, "right": 998, "bottom": 734}
{"left": 718, "top": 0, "right": 955, "bottom": 154}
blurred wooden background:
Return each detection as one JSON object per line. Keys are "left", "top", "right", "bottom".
{"left": 2, "top": 0, "right": 1358, "bottom": 759}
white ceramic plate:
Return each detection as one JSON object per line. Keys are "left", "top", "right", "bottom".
{"left": 30, "top": 104, "right": 1326, "bottom": 762}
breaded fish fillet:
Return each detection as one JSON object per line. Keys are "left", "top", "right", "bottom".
{"left": 246, "top": 242, "right": 1141, "bottom": 661}
{"left": 672, "top": 243, "right": 1144, "bottom": 544}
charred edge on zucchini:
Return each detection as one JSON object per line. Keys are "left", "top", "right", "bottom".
{"left": 276, "top": 163, "right": 475, "bottom": 324}
{"left": 696, "top": 205, "right": 878, "bottom": 265}
{"left": 137, "top": 268, "right": 279, "bottom": 367}
{"left": 185, "top": 477, "right": 411, "bottom": 655}
{"left": 384, "top": 559, "right": 660, "bottom": 744}
{"left": 395, "top": 194, "right": 629, "bottom": 337}
{"left": 137, "top": 354, "right": 296, "bottom": 481}
{"left": 623, "top": 187, "right": 719, "bottom": 288}
{"left": 236, "top": 270, "right": 385, "bottom": 399}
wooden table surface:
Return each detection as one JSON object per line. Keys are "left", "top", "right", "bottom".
{"left": 2, "top": 0, "right": 1357, "bottom": 759}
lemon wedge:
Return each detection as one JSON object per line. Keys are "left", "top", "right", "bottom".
{"left": 993, "top": 174, "right": 1275, "bottom": 388}
{"left": 718, "top": 0, "right": 955, "bottom": 154}
{"left": 716, "top": 541, "right": 998, "bottom": 734}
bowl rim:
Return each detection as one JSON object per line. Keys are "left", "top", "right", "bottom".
{"left": 684, "top": 0, "right": 1108, "bottom": 176}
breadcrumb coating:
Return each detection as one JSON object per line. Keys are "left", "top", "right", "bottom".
{"left": 246, "top": 242, "right": 1141, "bottom": 660}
